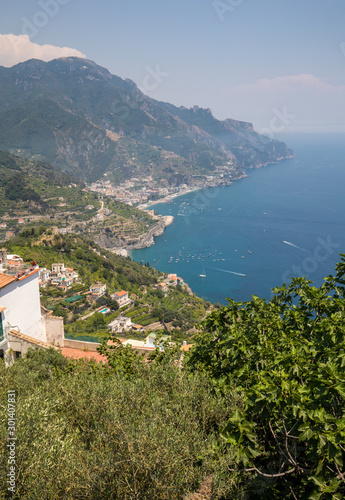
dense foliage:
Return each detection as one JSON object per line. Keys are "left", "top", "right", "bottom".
{"left": 0, "top": 348, "right": 241, "bottom": 499}
{"left": 188, "top": 255, "right": 345, "bottom": 499}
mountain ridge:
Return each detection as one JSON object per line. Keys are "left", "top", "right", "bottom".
{"left": 0, "top": 57, "right": 293, "bottom": 184}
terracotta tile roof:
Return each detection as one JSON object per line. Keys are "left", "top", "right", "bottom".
{"left": 8, "top": 330, "right": 58, "bottom": 350}
{"left": 17, "top": 268, "right": 39, "bottom": 281}
{"left": 116, "top": 290, "right": 128, "bottom": 297}
{"left": 60, "top": 347, "right": 106, "bottom": 363}
{"left": 0, "top": 273, "right": 16, "bottom": 289}
{"left": 180, "top": 344, "right": 194, "bottom": 352}
{"left": 0, "top": 306, "right": 6, "bottom": 313}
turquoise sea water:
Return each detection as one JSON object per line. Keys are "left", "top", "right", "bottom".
{"left": 131, "top": 134, "right": 345, "bottom": 304}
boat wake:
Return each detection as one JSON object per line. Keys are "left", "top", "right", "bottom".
{"left": 283, "top": 241, "right": 308, "bottom": 253}
{"left": 212, "top": 267, "right": 246, "bottom": 277}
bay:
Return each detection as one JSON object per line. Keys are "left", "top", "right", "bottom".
{"left": 131, "top": 134, "right": 345, "bottom": 304}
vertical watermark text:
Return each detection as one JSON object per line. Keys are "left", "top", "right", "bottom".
{"left": 7, "top": 390, "right": 16, "bottom": 494}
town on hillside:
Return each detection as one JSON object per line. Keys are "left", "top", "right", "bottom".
{"left": 89, "top": 169, "right": 236, "bottom": 209}
{"left": 0, "top": 247, "right": 198, "bottom": 366}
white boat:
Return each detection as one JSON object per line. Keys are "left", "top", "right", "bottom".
{"left": 199, "top": 268, "right": 206, "bottom": 278}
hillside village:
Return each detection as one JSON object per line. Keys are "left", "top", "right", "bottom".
{"left": 89, "top": 168, "right": 235, "bottom": 208}
{"left": 0, "top": 243, "right": 199, "bottom": 365}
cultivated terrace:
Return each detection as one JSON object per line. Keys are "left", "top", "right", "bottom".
{"left": 0, "top": 150, "right": 157, "bottom": 250}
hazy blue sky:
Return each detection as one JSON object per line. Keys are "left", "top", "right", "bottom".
{"left": 1, "top": 0, "right": 345, "bottom": 133}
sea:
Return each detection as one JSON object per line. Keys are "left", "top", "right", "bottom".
{"left": 131, "top": 134, "right": 345, "bottom": 305}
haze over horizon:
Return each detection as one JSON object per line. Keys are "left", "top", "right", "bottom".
{"left": 0, "top": 0, "right": 344, "bottom": 134}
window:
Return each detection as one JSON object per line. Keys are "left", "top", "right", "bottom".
{"left": 14, "top": 351, "right": 21, "bottom": 360}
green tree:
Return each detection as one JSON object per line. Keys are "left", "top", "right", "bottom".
{"left": 188, "top": 255, "right": 345, "bottom": 500}
{"left": 97, "top": 335, "right": 144, "bottom": 377}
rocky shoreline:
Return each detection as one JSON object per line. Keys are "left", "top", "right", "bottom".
{"left": 111, "top": 216, "right": 174, "bottom": 257}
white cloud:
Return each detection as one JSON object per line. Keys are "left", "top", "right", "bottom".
{"left": 0, "top": 34, "right": 86, "bottom": 67}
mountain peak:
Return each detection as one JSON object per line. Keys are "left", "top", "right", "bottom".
{"left": 0, "top": 57, "right": 293, "bottom": 184}
{"left": 191, "top": 105, "right": 213, "bottom": 116}
{"left": 47, "top": 57, "right": 113, "bottom": 80}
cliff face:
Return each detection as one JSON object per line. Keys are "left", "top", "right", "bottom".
{"left": 92, "top": 218, "right": 169, "bottom": 251}
{"left": 126, "top": 219, "right": 168, "bottom": 250}
{"left": 0, "top": 57, "right": 293, "bottom": 183}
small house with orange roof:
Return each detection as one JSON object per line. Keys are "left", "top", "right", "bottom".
{"left": 167, "top": 273, "right": 178, "bottom": 285}
{"left": 112, "top": 290, "right": 132, "bottom": 307}
{"left": 6, "top": 254, "right": 23, "bottom": 269}
{"left": 157, "top": 282, "right": 169, "bottom": 292}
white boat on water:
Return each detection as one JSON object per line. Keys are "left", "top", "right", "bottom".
{"left": 199, "top": 268, "right": 206, "bottom": 278}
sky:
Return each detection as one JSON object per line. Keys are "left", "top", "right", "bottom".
{"left": 0, "top": 0, "right": 345, "bottom": 134}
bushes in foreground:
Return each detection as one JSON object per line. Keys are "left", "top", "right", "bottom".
{"left": 188, "top": 255, "right": 345, "bottom": 499}
{"left": 0, "top": 349, "right": 242, "bottom": 499}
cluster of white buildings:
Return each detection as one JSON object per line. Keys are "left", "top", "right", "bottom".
{"left": 154, "top": 274, "right": 184, "bottom": 295}
{"left": 39, "top": 263, "right": 80, "bottom": 290}
{"left": 88, "top": 178, "right": 174, "bottom": 207}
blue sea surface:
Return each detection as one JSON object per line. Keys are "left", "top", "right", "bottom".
{"left": 131, "top": 134, "right": 345, "bottom": 304}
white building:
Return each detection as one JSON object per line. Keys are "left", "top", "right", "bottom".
{"left": 108, "top": 316, "right": 133, "bottom": 334}
{"left": 48, "top": 264, "right": 80, "bottom": 288}
{"left": 65, "top": 267, "right": 79, "bottom": 282}
{"left": 112, "top": 290, "right": 132, "bottom": 307}
{"left": 0, "top": 268, "right": 64, "bottom": 365}
{"left": 144, "top": 333, "right": 171, "bottom": 349}
{"left": 39, "top": 267, "right": 50, "bottom": 284}
{"left": 90, "top": 283, "right": 107, "bottom": 298}
{"left": 167, "top": 274, "right": 178, "bottom": 285}
{"left": 51, "top": 263, "right": 65, "bottom": 274}
{"left": 6, "top": 254, "right": 24, "bottom": 270}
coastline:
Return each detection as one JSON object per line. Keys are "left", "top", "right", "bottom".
{"left": 112, "top": 215, "right": 174, "bottom": 257}
{"left": 111, "top": 156, "right": 293, "bottom": 257}
{"left": 138, "top": 187, "right": 206, "bottom": 210}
